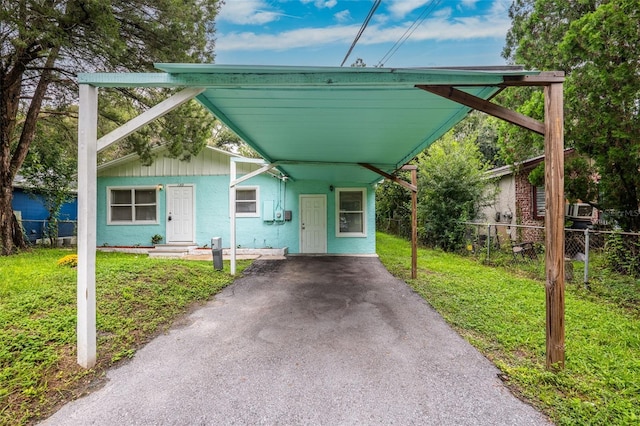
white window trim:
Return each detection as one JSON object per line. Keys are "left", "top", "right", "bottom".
{"left": 335, "top": 187, "right": 367, "bottom": 238}
{"left": 235, "top": 186, "right": 260, "bottom": 218}
{"left": 107, "top": 186, "right": 159, "bottom": 225}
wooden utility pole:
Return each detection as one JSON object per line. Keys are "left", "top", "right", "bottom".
{"left": 544, "top": 83, "right": 565, "bottom": 370}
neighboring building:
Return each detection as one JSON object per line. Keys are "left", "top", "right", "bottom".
{"left": 12, "top": 175, "right": 78, "bottom": 243}
{"left": 481, "top": 149, "right": 597, "bottom": 242}
{"left": 96, "top": 146, "right": 376, "bottom": 254}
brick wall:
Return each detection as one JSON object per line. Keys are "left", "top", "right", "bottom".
{"left": 514, "top": 170, "right": 545, "bottom": 242}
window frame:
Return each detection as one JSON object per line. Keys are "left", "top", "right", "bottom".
{"left": 235, "top": 186, "right": 260, "bottom": 218}
{"left": 533, "top": 185, "right": 545, "bottom": 220}
{"left": 107, "top": 186, "right": 159, "bottom": 225}
{"left": 335, "top": 187, "right": 367, "bottom": 238}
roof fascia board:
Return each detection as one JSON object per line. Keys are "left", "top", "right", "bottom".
{"left": 78, "top": 70, "right": 525, "bottom": 88}
{"left": 501, "top": 71, "right": 565, "bottom": 86}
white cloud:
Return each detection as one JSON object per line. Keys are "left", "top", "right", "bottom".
{"left": 301, "top": 0, "right": 338, "bottom": 8}
{"left": 217, "top": 0, "right": 511, "bottom": 52}
{"left": 217, "top": 25, "right": 359, "bottom": 51}
{"left": 217, "top": 0, "right": 281, "bottom": 25}
{"left": 460, "top": 0, "right": 479, "bottom": 9}
{"left": 387, "top": 0, "right": 432, "bottom": 19}
{"left": 334, "top": 9, "right": 351, "bottom": 23}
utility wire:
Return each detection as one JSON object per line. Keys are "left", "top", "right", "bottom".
{"left": 375, "top": 0, "right": 442, "bottom": 68}
{"left": 340, "top": 0, "right": 381, "bottom": 67}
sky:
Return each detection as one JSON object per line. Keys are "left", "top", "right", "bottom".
{"left": 214, "top": 0, "right": 514, "bottom": 68}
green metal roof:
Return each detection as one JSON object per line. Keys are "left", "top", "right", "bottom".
{"left": 80, "top": 64, "right": 541, "bottom": 184}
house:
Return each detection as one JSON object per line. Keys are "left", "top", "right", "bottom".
{"left": 97, "top": 145, "right": 376, "bottom": 254}
{"left": 12, "top": 175, "right": 78, "bottom": 243}
{"left": 480, "top": 149, "right": 597, "bottom": 242}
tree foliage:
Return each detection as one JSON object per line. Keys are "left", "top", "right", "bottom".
{"left": 375, "top": 170, "right": 412, "bottom": 239}
{"left": 417, "top": 132, "right": 495, "bottom": 251}
{"left": 21, "top": 111, "right": 77, "bottom": 245}
{"left": 0, "top": 0, "right": 221, "bottom": 254}
{"left": 500, "top": 0, "right": 640, "bottom": 230}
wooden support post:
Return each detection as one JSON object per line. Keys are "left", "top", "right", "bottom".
{"left": 544, "top": 82, "right": 565, "bottom": 370}
{"left": 402, "top": 165, "right": 418, "bottom": 280}
{"left": 362, "top": 163, "right": 418, "bottom": 279}
{"left": 77, "top": 84, "right": 98, "bottom": 368}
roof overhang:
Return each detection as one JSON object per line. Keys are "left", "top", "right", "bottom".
{"left": 78, "top": 64, "right": 551, "bottom": 185}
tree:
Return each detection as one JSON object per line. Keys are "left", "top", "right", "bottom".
{"left": 452, "top": 111, "right": 503, "bottom": 168}
{"left": 375, "top": 170, "right": 412, "bottom": 239}
{"left": 417, "top": 132, "right": 495, "bottom": 251}
{"left": 0, "top": 0, "right": 221, "bottom": 254}
{"left": 501, "top": 0, "right": 640, "bottom": 230}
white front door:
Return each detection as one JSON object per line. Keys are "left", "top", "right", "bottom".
{"left": 300, "top": 194, "right": 327, "bottom": 253}
{"left": 166, "top": 185, "right": 194, "bottom": 243}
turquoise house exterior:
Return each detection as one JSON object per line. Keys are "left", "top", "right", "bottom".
{"left": 97, "top": 146, "right": 376, "bottom": 254}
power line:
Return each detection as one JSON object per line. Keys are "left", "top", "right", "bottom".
{"left": 375, "top": 0, "right": 442, "bottom": 68}
{"left": 340, "top": 0, "right": 381, "bottom": 67}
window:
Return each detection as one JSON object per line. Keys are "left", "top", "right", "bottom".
{"left": 336, "top": 188, "right": 366, "bottom": 237}
{"left": 534, "top": 186, "right": 545, "bottom": 219}
{"left": 108, "top": 187, "right": 158, "bottom": 224}
{"left": 236, "top": 187, "right": 259, "bottom": 217}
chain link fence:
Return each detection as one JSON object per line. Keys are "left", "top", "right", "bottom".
{"left": 461, "top": 222, "right": 640, "bottom": 282}
{"left": 20, "top": 219, "right": 77, "bottom": 246}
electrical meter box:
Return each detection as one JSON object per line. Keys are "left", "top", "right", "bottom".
{"left": 263, "top": 201, "right": 274, "bottom": 221}
{"left": 274, "top": 209, "right": 284, "bottom": 222}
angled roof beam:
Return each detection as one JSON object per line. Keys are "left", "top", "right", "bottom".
{"left": 97, "top": 87, "right": 205, "bottom": 152}
{"left": 359, "top": 163, "right": 416, "bottom": 192}
{"left": 417, "top": 85, "right": 545, "bottom": 135}
{"left": 230, "top": 162, "right": 279, "bottom": 188}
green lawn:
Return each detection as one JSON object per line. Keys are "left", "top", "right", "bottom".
{"left": 377, "top": 232, "right": 640, "bottom": 426}
{"left": 0, "top": 249, "right": 248, "bottom": 425}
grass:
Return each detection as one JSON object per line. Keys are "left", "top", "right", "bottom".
{"left": 0, "top": 249, "right": 249, "bottom": 425}
{"left": 471, "top": 247, "right": 640, "bottom": 317}
{"left": 377, "top": 232, "right": 640, "bottom": 426}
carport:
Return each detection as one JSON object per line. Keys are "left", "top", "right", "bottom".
{"left": 77, "top": 65, "right": 565, "bottom": 370}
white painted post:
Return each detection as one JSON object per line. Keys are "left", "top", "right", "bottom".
{"left": 77, "top": 84, "right": 98, "bottom": 368}
{"left": 230, "top": 159, "right": 237, "bottom": 275}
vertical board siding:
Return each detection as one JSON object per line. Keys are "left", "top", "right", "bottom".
{"left": 97, "top": 147, "right": 265, "bottom": 177}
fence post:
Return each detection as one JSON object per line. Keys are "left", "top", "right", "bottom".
{"left": 486, "top": 224, "right": 491, "bottom": 260}
{"left": 584, "top": 229, "right": 590, "bottom": 287}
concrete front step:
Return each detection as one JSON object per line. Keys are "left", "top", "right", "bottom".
{"left": 148, "top": 244, "right": 198, "bottom": 258}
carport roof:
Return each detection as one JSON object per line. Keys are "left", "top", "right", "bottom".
{"left": 80, "top": 64, "right": 542, "bottom": 184}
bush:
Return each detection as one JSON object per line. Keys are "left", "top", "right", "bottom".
{"left": 417, "top": 133, "right": 495, "bottom": 251}
{"left": 57, "top": 254, "right": 78, "bottom": 268}
{"left": 604, "top": 232, "right": 640, "bottom": 277}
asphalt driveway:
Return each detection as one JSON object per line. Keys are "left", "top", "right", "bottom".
{"left": 42, "top": 256, "right": 550, "bottom": 425}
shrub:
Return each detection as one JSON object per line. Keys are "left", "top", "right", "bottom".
{"left": 57, "top": 254, "right": 78, "bottom": 268}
